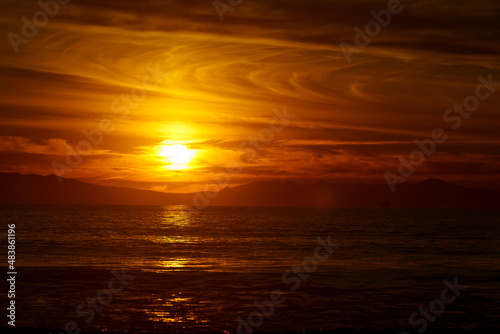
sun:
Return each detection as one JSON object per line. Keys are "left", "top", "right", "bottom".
{"left": 158, "top": 144, "right": 195, "bottom": 168}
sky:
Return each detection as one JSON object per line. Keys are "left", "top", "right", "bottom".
{"left": 1, "top": 0, "right": 500, "bottom": 192}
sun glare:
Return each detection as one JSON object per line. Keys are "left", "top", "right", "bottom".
{"left": 158, "top": 144, "right": 195, "bottom": 169}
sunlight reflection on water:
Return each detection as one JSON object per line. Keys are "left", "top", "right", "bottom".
{"left": 4, "top": 205, "right": 500, "bottom": 331}
{"left": 145, "top": 294, "right": 212, "bottom": 326}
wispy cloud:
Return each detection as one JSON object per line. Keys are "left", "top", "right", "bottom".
{"left": 1, "top": 0, "right": 499, "bottom": 190}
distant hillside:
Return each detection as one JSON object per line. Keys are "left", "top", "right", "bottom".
{"left": 0, "top": 172, "right": 499, "bottom": 208}
{"left": 0, "top": 172, "right": 182, "bottom": 205}
{"left": 211, "top": 178, "right": 500, "bottom": 208}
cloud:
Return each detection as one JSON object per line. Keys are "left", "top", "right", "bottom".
{"left": 1, "top": 0, "right": 499, "bottom": 189}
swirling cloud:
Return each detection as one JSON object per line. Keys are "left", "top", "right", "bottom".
{"left": 1, "top": 0, "right": 499, "bottom": 190}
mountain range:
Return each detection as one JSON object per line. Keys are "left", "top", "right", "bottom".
{"left": 1, "top": 172, "right": 499, "bottom": 208}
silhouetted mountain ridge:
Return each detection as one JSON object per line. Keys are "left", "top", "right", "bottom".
{"left": 0, "top": 172, "right": 182, "bottom": 205}
{"left": 0, "top": 172, "right": 499, "bottom": 208}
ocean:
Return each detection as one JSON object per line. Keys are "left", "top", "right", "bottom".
{"left": 2, "top": 205, "right": 500, "bottom": 333}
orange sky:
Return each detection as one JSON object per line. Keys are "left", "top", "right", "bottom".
{"left": 1, "top": 0, "right": 500, "bottom": 192}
